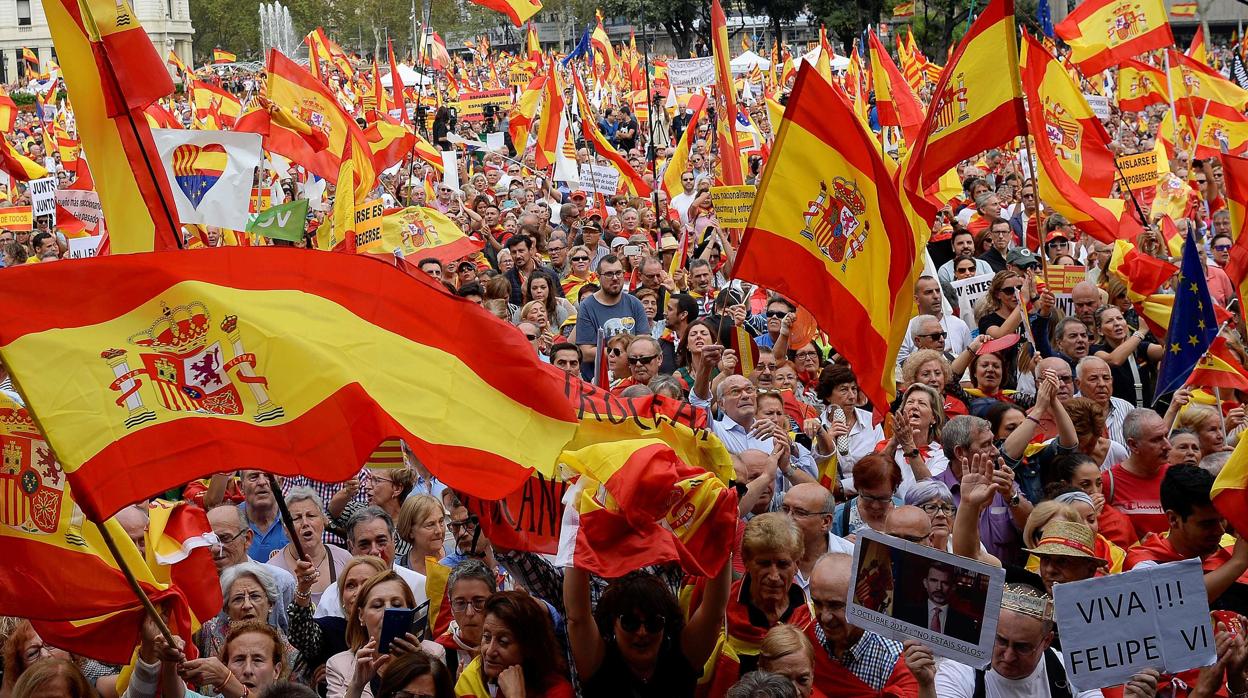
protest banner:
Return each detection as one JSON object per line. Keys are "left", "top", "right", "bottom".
{"left": 709, "top": 185, "right": 756, "bottom": 228}
{"left": 66, "top": 234, "right": 102, "bottom": 260}
{"left": 578, "top": 164, "right": 621, "bottom": 195}
{"left": 55, "top": 189, "right": 103, "bottom": 232}
{"left": 1084, "top": 93, "right": 1111, "bottom": 120}
{"left": 667, "top": 57, "right": 715, "bottom": 90}
{"left": 351, "top": 199, "right": 386, "bottom": 250}
{"left": 249, "top": 187, "right": 273, "bottom": 214}
{"left": 1042, "top": 264, "right": 1085, "bottom": 317}
{"left": 455, "top": 89, "right": 511, "bottom": 121}
{"left": 508, "top": 66, "right": 533, "bottom": 87}
{"left": 28, "top": 176, "right": 57, "bottom": 219}
{"left": 0, "top": 205, "right": 33, "bottom": 231}
{"left": 1117, "top": 151, "right": 1160, "bottom": 192}
{"left": 848, "top": 528, "right": 1005, "bottom": 667}
{"left": 952, "top": 273, "right": 995, "bottom": 322}
{"left": 1054, "top": 559, "right": 1215, "bottom": 691}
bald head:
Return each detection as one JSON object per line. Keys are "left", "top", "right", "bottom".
{"left": 785, "top": 482, "right": 834, "bottom": 514}
{"left": 810, "top": 552, "right": 853, "bottom": 591}
{"left": 1071, "top": 282, "right": 1101, "bottom": 326}
{"left": 1034, "top": 356, "right": 1075, "bottom": 400}
{"left": 115, "top": 505, "right": 149, "bottom": 557}
{"left": 884, "top": 505, "right": 933, "bottom": 546}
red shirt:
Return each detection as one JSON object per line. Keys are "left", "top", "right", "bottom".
{"left": 1103, "top": 462, "right": 1170, "bottom": 540}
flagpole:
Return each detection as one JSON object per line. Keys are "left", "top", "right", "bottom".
{"left": 267, "top": 473, "right": 307, "bottom": 560}
{"left": 96, "top": 522, "right": 179, "bottom": 649}
{"left": 638, "top": 5, "right": 662, "bottom": 235}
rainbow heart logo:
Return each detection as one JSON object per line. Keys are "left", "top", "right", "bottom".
{"left": 171, "top": 143, "right": 228, "bottom": 208}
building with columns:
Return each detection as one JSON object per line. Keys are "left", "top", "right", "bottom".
{"left": 0, "top": 0, "right": 192, "bottom": 85}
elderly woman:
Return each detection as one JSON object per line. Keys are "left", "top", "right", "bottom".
{"left": 417, "top": 560, "right": 497, "bottom": 682}
{"left": 560, "top": 244, "right": 597, "bottom": 303}
{"left": 1169, "top": 428, "right": 1203, "bottom": 467}
{"left": 565, "top": 555, "right": 731, "bottom": 696}
{"left": 268, "top": 486, "right": 353, "bottom": 605}
{"left": 196, "top": 561, "right": 302, "bottom": 668}
{"left": 1174, "top": 404, "right": 1234, "bottom": 460}
{"left": 721, "top": 513, "right": 812, "bottom": 677}
{"left": 901, "top": 349, "right": 968, "bottom": 418}
{"left": 903, "top": 480, "right": 957, "bottom": 553}
{"left": 454, "top": 591, "right": 573, "bottom": 697}
{"left": 879, "top": 383, "right": 947, "bottom": 494}
{"left": 758, "top": 624, "right": 826, "bottom": 698}
{"left": 396, "top": 494, "right": 446, "bottom": 575}
{"left": 328, "top": 570, "right": 417, "bottom": 698}
{"left": 832, "top": 454, "right": 902, "bottom": 536}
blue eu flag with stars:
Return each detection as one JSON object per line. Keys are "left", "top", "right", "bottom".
{"left": 1154, "top": 231, "right": 1218, "bottom": 401}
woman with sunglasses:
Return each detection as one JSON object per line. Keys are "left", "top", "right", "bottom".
{"left": 1091, "top": 304, "right": 1162, "bottom": 407}
{"left": 974, "top": 270, "right": 1024, "bottom": 340}
{"left": 565, "top": 560, "right": 731, "bottom": 698}
{"left": 559, "top": 245, "right": 597, "bottom": 304}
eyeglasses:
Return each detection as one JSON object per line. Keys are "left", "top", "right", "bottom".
{"left": 918, "top": 331, "right": 947, "bottom": 340}
{"left": 524, "top": 333, "right": 538, "bottom": 340}
{"left": 548, "top": 246, "right": 566, "bottom": 252}
{"left": 601, "top": 270, "right": 625, "bottom": 278}
{"left": 795, "top": 350, "right": 819, "bottom": 359}
{"left": 448, "top": 516, "right": 479, "bottom": 532}
{"left": 451, "top": 597, "right": 488, "bottom": 613}
{"left": 766, "top": 310, "right": 788, "bottom": 318}
{"left": 371, "top": 476, "right": 394, "bottom": 486}
{"left": 619, "top": 612, "right": 666, "bottom": 634}
{"left": 212, "top": 531, "right": 243, "bottom": 548}
{"left": 780, "top": 505, "right": 827, "bottom": 518}
{"left": 1215, "top": 244, "right": 1232, "bottom": 252}
{"left": 858, "top": 491, "right": 894, "bottom": 503}
{"left": 570, "top": 255, "right": 590, "bottom": 262}
{"left": 628, "top": 353, "right": 659, "bottom": 365}
{"left": 919, "top": 502, "right": 957, "bottom": 516}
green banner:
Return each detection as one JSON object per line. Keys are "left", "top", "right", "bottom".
{"left": 245, "top": 198, "right": 308, "bottom": 242}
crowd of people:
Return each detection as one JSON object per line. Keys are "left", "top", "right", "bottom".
{"left": 3, "top": 10, "right": 1248, "bottom": 698}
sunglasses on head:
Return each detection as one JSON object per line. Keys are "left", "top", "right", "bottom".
{"left": 619, "top": 613, "right": 666, "bottom": 634}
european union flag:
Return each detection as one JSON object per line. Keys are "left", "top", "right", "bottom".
{"left": 563, "top": 26, "right": 592, "bottom": 67}
{"left": 1036, "top": 0, "right": 1055, "bottom": 38}
{"left": 1154, "top": 231, "right": 1219, "bottom": 401}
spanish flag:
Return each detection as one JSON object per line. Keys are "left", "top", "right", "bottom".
{"left": 556, "top": 440, "right": 737, "bottom": 578}
{"left": 370, "top": 206, "right": 484, "bottom": 265}
{"left": 1214, "top": 426, "right": 1248, "bottom": 536}
{"left": 1117, "top": 59, "right": 1169, "bottom": 111}
{"left": 1186, "top": 26, "right": 1208, "bottom": 63}
{"left": 387, "top": 39, "right": 408, "bottom": 124}
{"left": 467, "top": 0, "right": 541, "bottom": 27}
{"left": 1222, "top": 155, "right": 1248, "bottom": 301}
{"left": 571, "top": 73, "right": 652, "bottom": 197}
{"left": 0, "top": 88, "right": 15, "bottom": 132}
{"left": 211, "top": 47, "right": 236, "bottom": 64}
{"left": 0, "top": 248, "right": 579, "bottom": 522}
{"left": 1106, "top": 239, "right": 1178, "bottom": 304}
{"left": 508, "top": 74, "right": 546, "bottom": 154}
{"left": 1192, "top": 102, "right": 1248, "bottom": 159}
{"left": 189, "top": 78, "right": 241, "bottom": 128}
{"left": 412, "top": 130, "right": 444, "bottom": 172}
{"left": 167, "top": 50, "right": 189, "bottom": 76}
{"left": 1170, "top": 1, "right": 1197, "bottom": 16}
{"left": 44, "top": 0, "right": 182, "bottom": 254}
{"left": 1186, "top": 337, "right": 1248, "bottom": 391}
{"left": 1167, "top": 49, "right": 1248, "bottom": 111}
{"left": 900, "top": 0, "right": 1025, "bottom": 218}
{"left": 662, "top": 94, "right": 709, "bottom": 198}
{"left": 893, "top": 1, "right": 915, "bottom": 17}
{"left": 534, "top": 68, "right": 565, "bottom": 170}
{"left": 1055, "top": 0, "right": 1172, "bottom": 75}
{"left": 712, "top": 0, "right": 743, "bottom": 185}
{"left": 0, "top": 139, "right": 48, "bottom": 181}
{"left": 1021, "top": 34, "right": 1140, "bottom": 245}
{"left": 868, "top": 31, "right": 924, "bottom": 146}
{"left": 22, "top": 47, "right": 38, "bottom": 67}
{"left": 591, "top": 13, "right": 618, "bottom": 78}
{"left": 733, "top": 66, "right": 917, "bottom": 412}
{"left": 306, "top": 28, "right": 356, "bottom": 79}
{"left": 143, "top": 499, "right": 222, "bottom": 630}
{"left": 363, "top": 115, "right": 415, "bottom": 171}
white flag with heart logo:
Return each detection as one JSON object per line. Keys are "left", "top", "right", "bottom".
{"left": 151, "top": 129, "right": 263, "bottom": 232}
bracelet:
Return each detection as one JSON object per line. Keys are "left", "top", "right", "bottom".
{"left": 1025, "top": 414, "right": 1042, "bottom": 426}
{"left": 294, "top": 589, "right": 311, "bottom": 602}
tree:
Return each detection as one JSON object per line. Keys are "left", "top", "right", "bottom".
{"left": 190, "top": 0, "right": 263, "bottom": 61}
{"left": 601, "top": 0, "right": 705, "bottom": 57}
{"left": 742, "top": 0, "right": 805, "bottom": 46}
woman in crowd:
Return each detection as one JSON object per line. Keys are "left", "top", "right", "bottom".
{"left": 11, "top": 659, "right": 93, "bottom": 698}
{"left": 516, "top": 302, "right": 559, "bottom": 343}
{"left": 901, "top": 349, "right": 969, "bottom": 418}
{"left": 268, "top": 487, "right": 352, "bottom": 605}
{"left": 832, "top": 454, "right": 902, "bottom": 536}
{"left": 1061, "top": 396, "right": 1127, "bottom": 469}
{"left": 565, "top": 558, "right": 731, "bottom": 696}
{"left": 1092, "top": 305, "right": 1162, "bottom": 407}
{"left": 2, "top": 621, "right": 69, "bottom": 697}
{"left": 606, "top": 334, "right": 634, "bottom": 383}
{"left": 1170, "top": 428, "right": 1203, "bottom": 467}
{"left": 522, "top": 272, "right": 575, "bottom": 328}
{"left": 758, "top": 624, "right": 824, "bottom": 698}
{"left": 328, "top": 571, "right": 417, "bottom": 698}
{"left": 395, "top": 494, "right": 447, "bottom": 575}
{"left": 1174, "top": 404, "right": 1235, "bottom": 461}
{"left": 878, "top": 383, "right": 947, "bottom": 492}
{"left": 1049, "top": 489, "right": 1126, "bottom": 573}
{"left": 560, "top": 245, "right": 596, "bottom": 304}
{"left": 966, "top": 350, "right": 1012, "bottom": 403}
{"left": 975, "top": 270, "right": 1024, "bottom": 339}
{"left": 197, "top": 562, "right": 300, "bottom": 667}
{"left": 791, "top": 344, "right": 823, "bottom": 395}
{"left": 371, "top": 652, "right": 454, "bottom": 698}
{"left": 454, "top": 591, "right": 573, "bottom": 697}
{"left": 423, "top": 560, "right": 495, "bottom": 681}
{"left": 1044, "top": 452, "right": 1137, "bottom": 549}
{"left": 675, "top": 318, "right": 719, "bottom": 387}
{"left": 985, "top": 402, "right": 1025, "bottom": 442}
{"left": 903, "top": 481, "right": 957, "bottom": 553}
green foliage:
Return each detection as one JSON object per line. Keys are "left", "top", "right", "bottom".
{"left": 190, "top": 0, "right": 263, "bottom": 62}
{"left": 601, "top": 0, "right": 705, "bottom": 57}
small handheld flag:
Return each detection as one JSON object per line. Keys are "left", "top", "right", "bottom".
{"left": 1154, "top": 231, "right": 1219, "bottom": 401}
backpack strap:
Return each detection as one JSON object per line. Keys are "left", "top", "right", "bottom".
{"left": 1044, "top": 647, "right": 1075, "bottom": 698}
{"left": 973, "top": 668, "right": 986, "bottom": 698}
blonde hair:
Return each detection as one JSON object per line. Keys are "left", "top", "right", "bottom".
{"left": 346, "top": 570, "right": 416, "bottom": 650}
{"left": 1023, "top": 501, "right": 1081, "bottom": 548}
{"left": 1174, "top": 404, "right": 1220, "bottom": 434}
{"left": 742, "top": 512, "right": 803, "bottom": 562}
{"left": 518, "top": 300, "right": 547, "bottom": 325}
{"left": 759, "top": 624, "right": 815, "bottom": 668}
{"left": 396, "top": 494, "right": 443, "bottom": 547}
{"left": 902, "top": 349, "right": 952, "bottom": 386}
{"left": 336, "top": 555, "right": 388, "bottom": 613}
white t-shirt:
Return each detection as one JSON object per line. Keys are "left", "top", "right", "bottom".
{"left": 670, "top": 191, "right": 697, "bottom": 226}
{"left": 314, "top": 563, "right": 428, "bottom": 619}
{"left": 934, "top": 651, "right": 1104, "bottom": 698}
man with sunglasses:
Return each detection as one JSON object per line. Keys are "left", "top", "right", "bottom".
{"left": 613, "top": 335, "right": 662, "bottom": 393}
{"left": 670, "top": 169, "right": 698, "bottom": 227}
{"left": 898, "top": 276, "right": 972, "bottom": 367}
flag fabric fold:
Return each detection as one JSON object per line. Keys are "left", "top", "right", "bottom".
{"left": 1055, "top": 0, "right": 1173, "bottom": 75}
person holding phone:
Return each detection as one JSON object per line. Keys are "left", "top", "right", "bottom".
{"left": 328, "top": 570, "right": 417, "bottom": 698}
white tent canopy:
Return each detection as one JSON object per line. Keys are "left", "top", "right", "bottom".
{"left": 381, "top": 63, "right": 432, "bottom": 88}
{"left": 730, "top": 50, "right": 770, "bottom": 74}
{"left": 801, "top": 46, "right": 850, "bottom": 71}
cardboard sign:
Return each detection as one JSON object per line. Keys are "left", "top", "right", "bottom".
{"left": 249, "top": 187, "right": 273, "bottom": 214}
{"left": 1084, "top": 93, "right": 1111, "bottom": 120}
{"left": 1054, "top": 559, "right": 1215, "bottom": 691}
{"left": 1043, "top": 264, "right": 1086, "bottom": 317}
{"left": 66, "top": 234, "right": 102, "bottom": 260}
{"left": 1117, "top": 151, "right": 1160, "bottom": 192}
{"left": 667, "top": 57, "right": 716, "bottom": 89}
{"left": 55, "top": 189, "right": 103, "bottom": 232}
{"left": 710, "top": 185, "right": 756, "bottom": 227}
{"left": 0, "top": 205, "right": 33, "bottom": 231}
{"left": 455, "top": 89, "right": 511, "bottom": 122}
{"left": 848, "top": 528, "right": 1005, "bottom": 667}
{"left": 351, "top": 198, "right": 385, "bottom": 249}
{"left": 28, "top": 176, "right": 56, "bottom": 218}
{"left": 952, "top": 273, "right": 996, "bottom": 323}
{"left": 508, "top": 66, "right": 533, "bottom": 87}
{"left": 578, "top": 164, "right": 620, "bottom": 195}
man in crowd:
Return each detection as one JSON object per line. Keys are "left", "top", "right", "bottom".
{"left": 574, "top": 254, "right": 650, "bottom": 378}
{"left": 1103, "top": 408, "right": 1172, "bottom": 539}
{"left": 314, "top": 506, "right": 428, "bottom": 618}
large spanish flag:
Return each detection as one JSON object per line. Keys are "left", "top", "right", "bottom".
{"left": 1055, "top": 0, "right": 1173, "bottom": 75}
{"left": 508, "top": 74, "right": 546, "bottom": 154}
{"left": 534, "top": 68, "right": 565, "bottom": 170}
{"left": 1021, "top": 34, "right": 1140, "bottom": 244}
{"left": 868, "top": 30, "right": 925, "bottom": 146}
{"left": 0, "top": 248, "right": 578, "bottom": 522}
{"left": 1168, "top": 49, "right": 1248, "bottom": 111}
{"left": 1186, "top": 337, "right": 1248, "bottom": 391}
{"left": 733, "top": 66, "right": 917, "bottom": 412}
{"left": 900, "top": 0, "right": 1025, "bottom": 219}
{"left": 0, "top": 139, "right": 48, "bottom": 181}
{"left": 661, "top": 94, "right": 709, "bottom": 198}
{"left": 711, "top": 0, "right": 742, "bottom": 185}
{"left": 1221, "top": 155, "right": 1248, "bottom": 302}
{"left": 468, "top": 0, "right": 541, "bottom": 27}
{"left": 1214, "top": 429, "right": 1248, "bottom": 537}
{"left": 371, "top": 206, "right": 484, "bottom": 264}
{"left": 45, "top": 0, "right": 182, "bottom": 253}
{"left": 1192, "top": 102, "right": 1248, "bottom": 159}
{"left": 1117, "top": 59, "right": 1169, "bottom": 111}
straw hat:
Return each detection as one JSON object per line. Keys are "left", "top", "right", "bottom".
{"left": 1023, "top": 520, "right": 1108, "bottom": 567}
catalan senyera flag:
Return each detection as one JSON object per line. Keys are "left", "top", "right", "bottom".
{"left": 211, "top": 48, "right": 236, "bottom": 64}
{"left": 868, "top": 31, "right": 924, "bottom": 146}
{"left": 44, "top": 0, "right": 182, "bottom": 254}
{"left": 1055, "top": 0, "right": 1172, "bottom": 75}
{"left": 1117, "top": 59, "right": 1169, "bottom": 111}
{"left": 1170, "top": 1, "right": 1197, "bottom": 17}
{"left": 1021, "top": 34, "right": 1140, "bottom": 244}
{"left": 900, "top": 0, "right": 1025, "bottom": 219}
{"left": 1214, "top": 430, "right": 1248, "bottom": 537}
{"left": 555, "top": 440, "right": 737, "bottom": 578}
{"left": 1221, "top": 155, "right": 1248, "bottom": 302}
{"left": 371, "top": 206, "right": 485, "bottom": 264}
{"left": 733, "top": 66, "right": 917, "bottom": 412}
{"left": 508, "top": 75, "right": 546, "bottom": 153}
{"left": 468, "top": 0, "right": 541, "bottom": 27}
{"left": 0, "top": 248, "right": 579, "bottom": 522}
{"left": 711, "top": 0, "right": 743, "bottom": 186}
{"left": 0, "top": 139, "right": 48, "bottom": 181}
{"left": 1186, "top": 337, "right": 1248, "bottom": 390}
{"left": 661, "top": 94, "right": 708, "bottom": 198}
{"left": 1168, "top": 49, "right": 1248, "bottom": 111}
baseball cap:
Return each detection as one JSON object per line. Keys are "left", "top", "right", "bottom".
{"left": 1006, "top": 247, "right": 1039, "bottom": 268}
{"left": 1046, "top": 230, "right": 1070, "bottom": 243}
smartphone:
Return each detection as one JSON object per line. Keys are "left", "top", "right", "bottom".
{"left": 623, "top": 244, "right": 641, "bottom": 256}
{"left": 378, "top": 607, "right": 416, "bottom": 653}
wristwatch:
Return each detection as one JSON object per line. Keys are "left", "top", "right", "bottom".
{"left": 1008, "top": 493, "right": 1022, "bottom": 508}
{"left": 905, "top": 448, "right": 921, "bottom": 459}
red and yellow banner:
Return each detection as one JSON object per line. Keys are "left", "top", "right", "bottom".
{"left": 1055, "top": 0, "right": 1173, "bottom": 75}
{"left": 467, "top": 0, "right": 541, "bottom": 27}
{"left": 0, "top": 248, "right": 579, "bottom": 521}
{"left": 0, "top": 205, "right": 32, "bottom": 231}
{"left": 1221, "top": 155, "right": 1248, "bottom": 303}
{"left": 869, "top": 31, "right": 924, "bottom": 146}
{"left": 1117, "top": 59, "right": 1168, "bottom": 111}
{"left": 212, "top": 48, "right": 236, "bottom": 64}
{"left": 373, "top": 206, "right": 484, "bottom": 264}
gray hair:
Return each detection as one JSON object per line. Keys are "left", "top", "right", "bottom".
{"left": 447, "top": 558, "right": 498, "bottom": 597}
{"left": 726, "top": 671, "right": 799, "bottom": 698}
{"left": 940, "top": 415, "right": 991, "bottom": 462}
{"left": 904, "top": 480, "right": 954, "bottom": 507}
{"left": 648, "top": 375, "right": 685, "bottom": 399}
{"left": 620, "top": 384, "right": 654, "bottom": 398}
{"left": 1075, "top": 355, "right": 1109, "bottom": 381}
{"left": 627, "top": 334, "right": 661, "bottom": 354}
{"left": 1053, "top": 318, "right": 1088, "bottom": 344}
{"left": 284, "top": 486, "right": 326, "bottom": 517}
{"left": 346, "top": 505, "right": 395, "bottom": 541}
{"left": 1201, "top": 451, "right": 1232, "bottom": 477}
{"left": 220, "top": 560, "right": 279, "bottom": 607}
{"left": 908, "top": 314, "right": 941, "bottom": 340}
{"left": 974, "top": 191, "right": 995, "bottom": 209}
{"left": 1122, "top": 408, "right": 1160, "bottom": 444}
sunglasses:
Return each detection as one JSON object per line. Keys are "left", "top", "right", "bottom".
{"left": 570, "top": 255, "right": 590, "bottom": 262}
{"left": 524, "top": 333, "right": 538, "bottom": 340}
{"left": 766, "top": 310, "right": 788, "bottom": 318}
{"left": 619, "top": 613, "right": 666, "bottom": 634}
{"left": 919, "top": 331, "right": 947, "bottom": 340}
{"left": 1215, "top": 244, "right": 1232, "bottom": 252}
{"left": 607, "top": 347, "right": 623, "bottom": 357}
{"left": 628, "top": 354, "right": 658, "bottom": 365}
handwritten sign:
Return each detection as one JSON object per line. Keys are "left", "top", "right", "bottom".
{"left": 29, "top": 176, "right": 56, "bottom": 219}
{"left": 56, "top": 190, "right": 103, "bottom": 232}
{"left": 952, "top": 272, "right": 995, "bottom": 323}
{"left": 710, "top": 185, "right": 756, "bottom": 228}
{"left": 667, "top": 57, "right": 715, "bottom": 89}
{"left": 455, "top": 89, "right": 511, "bottom": 122}
{"left": 1054, "top": 559, "right": 1215, "bottom": 691}
{"left": 67, "top": 234, "right": 102, "bottom": 260}
{"left": 1117, "top": 151, "right": 1160, "bottom": 192}
{"left": 578, "top": 164, "right": 620, "bottom": 195}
